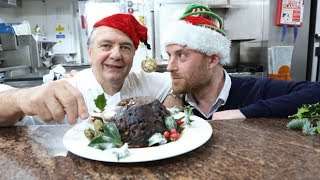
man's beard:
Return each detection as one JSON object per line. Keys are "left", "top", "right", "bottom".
{"left": 172, "top": 65, "right": 211, "bottom": 95}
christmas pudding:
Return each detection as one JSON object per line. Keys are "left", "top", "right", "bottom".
{"left": 110, "top": 96, "right": 170, "bottom": 148}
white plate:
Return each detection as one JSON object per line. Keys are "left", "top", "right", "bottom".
{"left": 63, "top": 116, "right": 212, "bottom": 163}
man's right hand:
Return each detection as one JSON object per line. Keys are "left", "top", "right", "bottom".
{"left": 16, "top": 80, "right": 89, "bottom": 124}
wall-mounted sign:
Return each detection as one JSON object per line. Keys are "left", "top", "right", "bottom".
{"left": 55, "top": 24, "right": 65, "bottom": 32}
{"left": 276, "top": 0, "right": 304, "bottom": 26}
{"left": 139, "top": 16, "right": 145, "bottom": 25}
{"left": 56, "top": 34, "right": 65, "bottom": 39}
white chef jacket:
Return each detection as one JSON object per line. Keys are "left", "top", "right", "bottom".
{"left": 67, "top": 68, "right": 172, "bottom": 113}
{"left": 0, "top": 84, "right": 15, "bottom": 91}
{"left": 0, "top": 68, "right": 172, "bottom": 125}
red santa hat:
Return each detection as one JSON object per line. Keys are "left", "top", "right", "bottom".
{"left": 93, "top": 14, "right": 150, "bottom": 50}
{"left": 163, "top": 4, "right": 231, "bottom": 65}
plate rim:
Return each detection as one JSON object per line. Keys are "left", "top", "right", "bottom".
{"left": 63, "top": 116, "right": 213, "bottom": 163}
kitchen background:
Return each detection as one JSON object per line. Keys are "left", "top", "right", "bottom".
{"left": 0, "top": 0, "right": 319, "bottom": 84}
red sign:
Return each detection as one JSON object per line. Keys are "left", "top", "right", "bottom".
{"left": 276, "top": 0, "right": 304, "bottom": 26}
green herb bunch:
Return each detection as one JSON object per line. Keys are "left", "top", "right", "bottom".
{"left": 287, "top": 102, "right": 320, "bottom": 135}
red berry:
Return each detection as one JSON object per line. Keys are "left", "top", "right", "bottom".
{"left": 163, "top": 131, "right": 170, "bottom": 138}
{"left": 170, "top": 133, "right": 180, "bottom": 141}
{"left": 170, "top": 128, "right": 177, "bottom": 134}
{"left": 91, "top": 117, "right": 96, "bottom": 122}
{"left": 177, "top": 120, "right": 184, "bottom": 125}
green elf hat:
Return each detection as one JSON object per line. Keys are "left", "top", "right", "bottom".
{"left": 163, "top": 3, "right": 231, "bottom": 65}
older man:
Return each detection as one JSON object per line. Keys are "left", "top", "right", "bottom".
{"left": 164, "top": 3, "right": 320, "bottom": 120}
{"left": 0, "top": 14, "right": 178, "bottom": 126}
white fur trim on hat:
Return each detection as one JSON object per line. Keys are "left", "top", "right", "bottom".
{"left": 163, "top": 21, "right": 231, "bottom": 65}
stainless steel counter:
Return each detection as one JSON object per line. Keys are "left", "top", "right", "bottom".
{"left": 3, "top": 80, "right": 43, "bottom": 88}
{"left": 2, "top": 70, "right": 47, "bottom": 88}
{"left": 1, "top": 64, "right": 91, "bottom": 88}
{"left": 0, "top": 65, "right": 32, "bottom": 78}
{"left": 0, "top": 65, "right": 31, "bottom": 72}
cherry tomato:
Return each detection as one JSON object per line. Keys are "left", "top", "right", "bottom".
{"left": 177, "top": 120, "right": 184, "bottom": 125}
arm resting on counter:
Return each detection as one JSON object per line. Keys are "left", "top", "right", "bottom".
{"left": 0, "top": 80, "right": 89, "bottom": 126}
{"left": 223, "top": 76, "right": 320, "bottom": 118}
{"left": 240, "top": 80, "right": 320, "bottom": 118}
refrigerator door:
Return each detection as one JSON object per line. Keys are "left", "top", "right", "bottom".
{"left": 154, "top": 1, "right": 188, "bottom": 62}
{"left": 305, "top": 0, "right": 320, "bottom": 82}
{"left": 78, "top": 1, "right": 152, "bottom": 71}
{"left": 154, "top": 0, "right": 208, "bottom": 62}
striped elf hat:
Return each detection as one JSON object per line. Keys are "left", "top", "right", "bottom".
{"left": 163, "top": 3, "right": 231, "bottom": 65}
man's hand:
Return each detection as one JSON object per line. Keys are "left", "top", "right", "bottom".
{"left": 16, "top": 80, "right": 89, "bottom": 124}
{"left": 211, "top": 109, "right": 246, "bottom": 120}
{"left": 163, "top": 94, "right": 183, "bottom": 110}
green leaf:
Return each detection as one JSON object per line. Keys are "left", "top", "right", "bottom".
{"left": 112, "top": 143, "right": 130, "bottom": 160}
{"left": 165, "top": 116, "right": 177, "bottom": 130}
{"left": 103, "top": 123, "right": 123, "bottom": 147}
{"left": 88, "top": 135, "right": 116, "bottom": 150}
{"left": 94, "top": 93, "right": 107, "bottom": 111}
{"left": 288, "top": 103, "right": 320, "bottom": 135}
{"left": 88, "top": 122, "right": 123, "bottom": 150}
{"left": 289, "top": 103, "right": 320, "bottom": 121}
{"left": 167, "top": 106, "right": 180, "bottom": 115}
{"left": 316, "top": 121, "right": 320, "bottom": 134}
{"left": 287, "top": 119, "right": 309, "bottom": 130}
{"left": 185, "top": 105, "right": 194, "bottom": 116}
{"left": 91, "top": 116, "right": 103, "bottom": 121}
{"left": 295, "top": 107, "right": 309, "bottom": 119}
{"left": 148, "top": 133, "right": 167, "bottom": 146}
{"left": 184, "top": 106, "right": 194, "bottom": 125}
{"left": 302, "top": 121, "right": 316, "bottom": 135}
